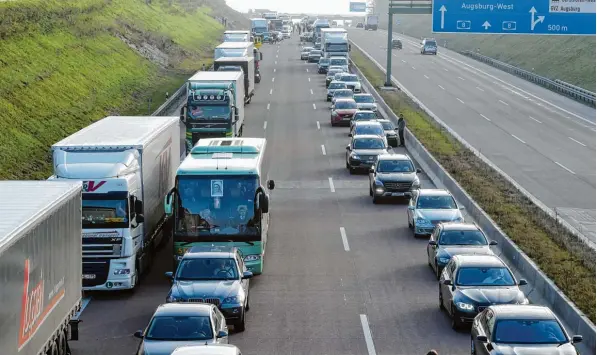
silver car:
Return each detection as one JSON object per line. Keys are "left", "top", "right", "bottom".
{"left": 353, "top": 93, "right": 377, "bottom": 111}
{"left": 407, "top": 189, "right": 465, "bottom": 237}
{"left": 134, "top": 303, "right": 229, "bottom": 355}
{"left": 331, "top": 88, "right": 354, "bottom": 105}
{"left": 301, "top": 47, "right": 313, "bottom": 60}
{"left": 327, "top": 81, "right": 348, "bottom": 101}
{"left": 345, "top": 134, "right": 392, "bottom": 174}
{"left": 338, "top": 73, "right": 362, "bottom": 92}
{"left": 329, "top": 57, "right": 349, "bottom": 72}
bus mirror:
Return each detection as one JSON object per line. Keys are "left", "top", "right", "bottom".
{"left": 134, "top": 199, "right": 143, "bottom": 214}
{"left": 267, "top": 180, "right": 275, "bottom": 190}
{"left": 164, "top": 193, "right": 173, "bottom": 216}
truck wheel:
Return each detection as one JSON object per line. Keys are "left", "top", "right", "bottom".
{"left": 58, "top": 331, "right": 68, "bottom": 355}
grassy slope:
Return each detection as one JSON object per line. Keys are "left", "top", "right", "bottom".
{"left": 372, "top": 2, "right": 595, "bottom": 91}
{"left": 0, "top": 0, "right": 244, "bottom": 180}
{"left": 350, "top": 47, "right": 596, "bottom": 323}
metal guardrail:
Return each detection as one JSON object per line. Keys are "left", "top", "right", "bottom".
{"left": 152, "top": 65, "right": 214, "bottom": 116}
{"left": 461, "top": 50, "right": 596, "bottom": 107}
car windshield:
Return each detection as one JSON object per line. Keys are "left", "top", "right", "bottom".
{"left": 354, "top": 112, "right": 377, "bottom": 120}
{"left": 334, "top": 90, "right": 353, "bottom": 97}
{"left": 340, "top": 75, "right": 358, "bottom": 82}
{"left": 355, "top": 95, "right": 374, "bottom": 103}
{"left": 319, "top": 58, "right": 330, "bottom": 64}
{"left": 355, "top": 125, "right": 384, "bottom": 136}
{"left": 145, "top": 315, "right": 213, "bottom": 341}
{"left": 439, "top": 230, "right": 488, "bottom": 245}
{"left": 331, "top": 58, "right": 348, "bottom": 65}
{"left": 329, "top": 82, "right": 347, "bottom": 89}
{"left": 456, "top": 267, "right": 516, "bottom": 286}
{"left": 335, "top": 100, "right": 357, "bottom": 109}
{"left": 354, "top": 138, "right": 385, "bottom": 149}
{"left": 310, "top": 50, "right": 321, "bottom": 55}
{"left": 425, "top": 41, "right": 437, "bottom": 47}
{"left": 380, "top": 121, "right": 395, "bottom": 130}
{"left": 176, "top": 258, "right": 239, "bottom": 280}
{"left": 377, "top": 160, "right": 414, "bottom": 173}
{"left": 416, "top": 195, "right": 457, "bottom": 209}
{"left": 493, "top": 319, "right": 567, "bottom": 344}
{"left": 302, "top": 47, "right": 313, "bottom": 52}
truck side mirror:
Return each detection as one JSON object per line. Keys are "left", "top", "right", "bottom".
{"left": 180, "top": 106, "right": 187, "bottom": 124}
{"left": 267, "top": 180, "right": 275, "bottom": 190}
{"left": 134, "top": 199, "right": 143, "bottom": 214}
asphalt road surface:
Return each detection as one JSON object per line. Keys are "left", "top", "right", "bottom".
{"left": 348, "top": 28, "right": 596, "bottom": 245}
{"left": 70, "top": 35, "right": 471, "bottom": 355}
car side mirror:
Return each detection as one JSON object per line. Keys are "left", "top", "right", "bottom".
{"left": 346, "top": 145, "right": 351, "bottom": 151}
{"left": 416, "top": 168, "right": 422, "bottom": 173}
{"left": 489, "top": 240, "right": 498, "bottom": 246}
{"left": 518, "top": 279, "right": 528, "bottom": 286}
{"left": 217, "top": 330, "right": 229, "bottom": 338}
{"left": 267, "top": 179, "right": 275, "bottom": 190}
{"left": 572, "top": 335, "right": 583, "bottom": 343}
{"left": 408, "top": 206, "right": 415, "bottom": 210}
{"left": 242, "top": 271, "right": 254, "bottom": 279}
{"left": 348, "top": 133, "right": 353, "bottom": 137}
{"left": 369, "top": 168, "right": 374, "bottom": 173}
{"left": 165, "top": 271, "right": 173, "bottom": 279}
{"left": 476, "top": 335, "right": 488, "bottom": 342}
{"left": 428, "top": 240, "right": 437, "bottom": 246}
{"left": 134, "top": 330, "right": 144, "bottom": 339}
{"left": 442, "top": 279, "right": 452, "bottom": 286}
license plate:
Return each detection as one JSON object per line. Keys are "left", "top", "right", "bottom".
{"left": 82, "top": 274, "right": 96, "bottom": 280}
{"left": 343, "top": 116, "right": 351, "bottom": 120}
{"left": 391, "top": 192, "right": 405, "bottom": 196}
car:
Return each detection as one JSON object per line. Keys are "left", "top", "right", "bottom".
{"left": 349, "top": 120, "right": 385, "bottom": 138}
{"left": 439, "top": 255, "right": 529, "bottom": 330}
{"left": 133, "top": 303, "right": 229, "bottom": 355}
{"left": 353, "top": 93, "right": 377, "bottom": 111}
{"left": 375, "top": 119, "right": 399, "bottom": 147}
{"left": 318, "top": 57, "right": 330, "bottom": 74}
{"left": 350, "top": 110, "right": 378, "bottom": 131}
{"left": 327, "top": 81, "right": 348, "bottom": 101}
{"left": 314, "top": 42, "right": 322, "bottom": 50}
{"left": 427, "top": 222, "right": 497, "bottom": 280}
{"left": 171, "top": 344, "right": 242, "bottom": 355}
{"left": 308, "top": 49, "right": 323, "bottom": 63}
{"left": 407, "top": 189, "right": 465, "bottom": 237}
{"left": 301, "top": 46, "right": 313, "bottom": 60}
{"left": 392, "top": 38, "right": 402, "bottom": 49}
{"left": 356, "top": 22, "right": 364, "bottom": 28}
{"left": 329, "top": 57, "right": 349, "bottom": 73}
{"left": 421, "top": 38, "right": 438, "bottom": 55}
{"left": 471, "top": 305, "right": 583, "bottom": 355}
{"left": 164, "top": 246, "right": 254, "bottom": 331}
{"left": 345, "top": 135, "right": 391, "bottom": 174}
{"left": 331, "top": 88, "right": 354, "bottom": 105}
{"left": 326, "top": 69, "right": 344, "bottom": 87}
{"left": 330, "top": 98, "right": 358, "bottom": 126}
{"left": 368, "top": 154, "right": 421, "bottom": 203}
{"left": 338, "top": 73, "right": 362, "bottom": 92}
{"left": 332, "top": 72, "right": 348, "bottom": 86}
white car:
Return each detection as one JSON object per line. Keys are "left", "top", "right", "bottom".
{"left": 338, "top": 73, "right": 362, "bottom": 93}
{"left": 353, "top": 93, "right": 377, "bottom": 111}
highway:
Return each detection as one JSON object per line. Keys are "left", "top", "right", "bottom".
{"left": 348, "top": 28, "right": 597, "bottom": 245}
{"left": 70, "top": 35, "right": 471, "bottom": 355}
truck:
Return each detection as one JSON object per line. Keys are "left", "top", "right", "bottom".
{"left": 214, "top": 42, "right": 255, "bottom": 61}
{"left": 49, "top": 116, "right": 183, "bottom": 291}
{"left": 163, "top": 137, "right": 275, "bottom": 274}
{"left": 269, "top": 19, "right": 283, "bottom": 32}
{"left": 0, "top": 181, "right": 83, "bottom": 355}
{"left": 251, "top": 18, "right": 268, "bottom": 36}
{"left": 214, "top": 56, "right": 256, "bottom": 98}
{"left": 321, "top": 28, "right": 349, "bottom": 58}
{"left": 365, "top": 14, "right": 379, "bottom": 30}
{"left": 312, "top": 19, "right": 331, "bottom": 42}
{"left": 180, "top": 71, "right": 245, "bottom": 151}
{"left": 223, "top": 30, "right": 250, "bottom": 42}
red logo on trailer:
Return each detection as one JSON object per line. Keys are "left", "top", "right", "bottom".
{"left": 82, "top": 180, "right": 106, "bottom": 192}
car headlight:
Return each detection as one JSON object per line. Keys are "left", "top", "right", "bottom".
{"left": 223, "top": 296, "right": 239, "bottom": 304}
{"left": 167, "top": 294, "right": 180, "bottom": 303}
{"left": 351, "top": 154, "right": 360, "bottom": 160}
{"left": 438, "top": 256, "right": 450, "bottom": 264}
{"left": 244, "top": 254, "right": 261, "bottom": 262}
{"left": 412, "top": 179, "right": 420, "bottom": 188}
{"left": 456, "top": 302, "right": 475, "bottom": 311}
{"left": 416, "top": 217, "right": 432, "bottom": 226}
{"left": 113, "top": 268, "right": 130, "bottom": 275}
{"left": 518, "top": 298, "right": 530, "bottom": 305}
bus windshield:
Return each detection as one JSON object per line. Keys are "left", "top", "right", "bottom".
{"left": 175, "top": 175, "right": 261, "bottom": 239}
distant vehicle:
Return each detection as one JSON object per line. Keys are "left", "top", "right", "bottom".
{"left": 327, "top": 81, "right": 348, "bottom": 101}
{"left": 171, "top": 344, "right": 242, "bottom": 355}
{"left": 439, "top": 255, "right": 529, "bottom": 330}
{"left": 392, "top": 38, "right": 402, "bottom": 49}
{"left": 301, "top": 46, "right": 314, "bottom": 60}
{"left": 308, "top": 49, "right": 323, "bottom": 63}
{"left": 331, "top": 88, "right": 354, "bottom": 105}
{"left": 407, "top": 189, "right": 465, "bottom": 237}
{"left": 427, "top": 222, "right": 497, "bottom": 279}
{"left": 353, "top": 93, "right": 377, "bottom": 111}
{"left": 251, "top": 18, "right": 268, "bottom": 36}
{"left": 314, "top": 42, "right": 322, "bottom": 50}
{"left": 356, "top": 22, "right": 364, "bottom": 28}
{"left": 375, "top": 119, "right": 399, "bottom": 147}
{"left": 318, "top": 57, "right": 330, "bottom": 73}
{"left": 421, "top": 38, "right": 438, "bottom": 55}
{"left": 338, "top": 73, "right": 362, "bottom": 92}
{"left": 331, "top": 98, "right": 358, "bottom": 127}
{"left": 326, "top": 68, "right": 344, "bottom": 87}
{"left": 134, "top": 303, "right": 229, "bottom": 355}
{"left": 471, "top": 305, "right": 583, "bottom": 355}
{"left": 350, "top": 110, "right": 378, "bottom": 131}
{"left": 345, "top": 135, "right": 391, "bottom": 173}
{"left": 350, "top": 120, "right": 385, "bottom": 139}
{"left": 329, "top": 57, "right": 349, "bottom": 72}
{"left": 365, "top": 15, "right": 379, "bottom": 30}
{"left": 368, "top": 154, "right": 421, "bottom": 203}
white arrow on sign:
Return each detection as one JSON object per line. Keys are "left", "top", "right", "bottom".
{"left": 482, "top": 21, "right": 491, "bottom": 30}
{"left": 529, "top": 6, "right": 545, "bottom": 31}
{"left": 439, "top": 5, "right": 447, "bottom": 29}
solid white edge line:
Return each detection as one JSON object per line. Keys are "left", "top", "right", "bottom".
{"left": 313, "top": 103, "right": 317, "bottom": 110}
{"left": 555, "top": 161, "right": 576, "bottom": 175}
{"left": 438, "top": 85, "right": 445, "bottom": 90}
{"left": 321, "top": 144, "right": 326, "bottom": 155}
{"left": 476, "top": 86, "right": 484, "bottom": 92}
{"left": 328, "top": 177, "right": 335, "bottom": 192}
{"left": 457, "top": 98, "right": 464, "bottom": 104}
{"left": 480, "top": 113, "right": 491, "bottom": 121}
{"left": 511, "top": 134, "right": 526, "bottom": 144}
{"left": 266, "top": 103, "right": 270, "bottom": 110}
{"left": 263, "top": 121, "right": 267, "bottom": 130}
{"left": 316, "top": 121, "right": 321, "bottom": 130}
{"left": 360, "top": 314, "right": 377, "bottom": 355}
{"left": 499, "top": 100, "right": 509, "bottom": 106}
{"left": 339, "top": 227, "right": 350, "bottom": 251}
{"left": 568, "top": 137, "right": 586, "bottom": 147}
{"left": 424, "top": 75, "right": 429, "bottom": 79}
{"left": 529, "top": 116, "right": 543, "bottom": 124}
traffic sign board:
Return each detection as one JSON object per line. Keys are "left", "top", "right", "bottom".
{"left": 350, "top": 2, "right": 367, "bottom": 12}
{"left": 432, "top": 0, "right": 596, "bottom": 35}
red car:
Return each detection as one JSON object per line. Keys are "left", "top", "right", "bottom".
{"left": 330, "top": 99, "right": 358, "bottom": 127}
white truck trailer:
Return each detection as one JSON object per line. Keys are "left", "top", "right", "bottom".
{"left": 49, "top": 116, "right": 184, "bottom": 291}
{"left": 0, "top": 181, "right": 83, "bottom": 355}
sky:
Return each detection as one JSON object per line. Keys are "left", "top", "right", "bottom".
{"left": 225, "top": 0, "right": 362, "bottom": 15}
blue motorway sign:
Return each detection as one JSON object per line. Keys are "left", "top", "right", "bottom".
{"left": 432, "top": 0, "right": 596, "bottom": 35}
{"left": 350, "top": 2, "right": 367, "bottom": 12}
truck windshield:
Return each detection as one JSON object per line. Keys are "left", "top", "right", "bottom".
{"left": 327, "top": 44, "right": 348, "bottom": 52}
{"left": 188, "top": 105, "right": 231, "bottom": 119}
{"left": 215, "top": 48, "right": 247, "bottom": 59}
{"left": 224, "top": 34, "right": 248, "bottom": 42}
{"left": 331, "top": 58, "right": 348, "bottom": 66}
{"left": 175, "top": 175, "right": 261, "bottom": 239}
{"left": 82, "top": 196, "right": 129, "bottom": 228}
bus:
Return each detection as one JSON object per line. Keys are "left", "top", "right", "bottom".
{"left": 164, "top": 138, "right": 275, "bottom": 274}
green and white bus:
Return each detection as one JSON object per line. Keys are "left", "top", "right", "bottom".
{"left": 164, "top": 137, "right": 275, "bottom": 274}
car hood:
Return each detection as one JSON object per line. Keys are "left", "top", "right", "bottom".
{"left": 357, "top": 103, "right": 377, "bottom": 109}
{"left": 416, "top": 209, "right": 462, "bottom": 220}
{"left": 438, "top": 245, "right": 494, "bottom": 258}
{"left": 384, "top": 129, "right": 397, "bottom": 135}
{"left": 141, "top": 339, "right": 216, "bottom": 355}
{"left": 353, "top": 148, "right": 387, "bottom": 155}
{"left": 376, "top": 172, "right": 417, "bottom": 182}
{"left": 334, "top": 109, "right": 358, "bottom": 114}
{"left": 343, "top": 81, "right": 360, "bottom": 86}
{"left": 458, "top": 287, "right": 524, "bottom": 304}
{"left": 490, "top": 343, "right": 577, "bottom": 355}
{"left": 172, "top": 280, "right": 239, "bottom": 299}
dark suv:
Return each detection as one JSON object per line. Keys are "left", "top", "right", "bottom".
{"left": 369, "top": 154, "right": 421, "bottom": 203}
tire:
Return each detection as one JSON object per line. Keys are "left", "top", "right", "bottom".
{"left": 471, "top": 337, "right": 476, "bottom": 355}
{"left": 408, "top": 217, "right": 413, "bottom": 229}
{"left": 372, "top": 195, "right": 378, "bottom": 204}
{"left": 346, "top": 160, "right": 350, "bottom": 169}
{"left": 369, "top": 186, "right": 373, "bottom": 196}
{"left": 435, "top": 262, "right": 441, "bottom": 280}
{"left": 349, "top": 168, "right": 355, "bottom": 175}
{"left": 439, "top": 286, "right": 445, "bottom": 311}
{"left": 451, "top": 306, "right": 462, "bottom": 330}
{"left": 58, "top": 331, "right": 68, "bottom": 355}
{"left": 245, "top": 292, "right": 250, "bottom": 312}
{"left": 235, "top": 311, "right": 246, "bottom": 332}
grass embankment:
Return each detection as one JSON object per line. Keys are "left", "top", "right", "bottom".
{"left": 350, "top": 47, "right": 596, "bottom": 323}
{"left": 0, "top": 0, "right": 242, "bottom": 180}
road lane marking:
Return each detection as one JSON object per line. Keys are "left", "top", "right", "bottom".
{"left": 306, "top": 68, "right": 309, "bottom": 72}
{"left": 269, "top": 88, "right": 273, "bottom": 95}
{"left": 316, "top": 121, "right": 321, "bottom": 130}
{"left": 339, "top": 227, "right": 350, "bottom": 251}
{"left": 443, "top": 68, "right": 449, "bottom": 72}
{"left": 511, "top": 134, "right": 526, "bottom": 144}
{"left": 328, "top": 177, "right": 335, "bottom": 192}
{"left": 458, "top": 76, "right": 465, "bottom": 81}
{"left": 401, "top": 59, "right": 406, "bottom": 63}
{"left": 456, "top": 98, "right": 464, "bottom": 104}
{"left": 423, "top": 75, "right": 429, "bottom": 79}
{"left": 276, "top": 54, "right": 278, "bottom": 58}
{"left": 310, "top": 89, "right": 314, "bottom": 95}
{"left": 321, "top": 145, "right": 326, "bottom": 155}
{"left": 568, "top": 137, "right": 586, "bottom": 147}
{"left": 273, "top": 68, "right": 276, "bottom": 73}
{"left": 411, "top": 66, "right": 416, "bottom": 70}
{"left": 438, "top": 85, "right": 445, "bottom": 90}
{"left": 529, "top": 116, "right": 542, "bottom": 124}
{"left": 263, "top": 121, "right": 267, "bottom": 130}
{"left": 480, "top": 113, "right": 491, "bottom": 121}
{"left": 313, "top": 103, "right": 317, "bottom": 110}
{"left": 392, "top": 53, "right": 397, "bottom": 57}
{"left": 267, "top": 103, "right": 270, "bottom": 110}
{"left": 275, "top": 60, "right": 277, "bottom": 65}
{"left": 272, "top": 77, "right": 275, "bottom": 82}
{"left": 555, "top": 162, "right": 576, "bottom": 175}
{"left": 360, "top": 314, "right": 377, "bottom": 355}
{"left": 476, "top": 86, "right": 484, "bottom": 92}
{"left": 499, "top": 100, "right": 509, "bottom": 106}
{"left": 308, "top": 77, "right": 311, "bottom": 82}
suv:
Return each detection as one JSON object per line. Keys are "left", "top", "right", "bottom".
{"left": 369, "top": 154, "right": 421, "bottom": 203}
{"left": 356, "top": 22, "right": 364, "bottom": 28}
{"left": 407, "top": 189, "right": 465, "bottom": 237}
{"left": 165, "top": 246, "right": 254, "bottom": 331}
{"left": 345, "top": 135, "right": 391, "bottom": 174}
{"left": 420, "top": 38, "right": 438, "bottom": 55}
{"left": 349, "top": 121, "right": 385, "bottom": 139}
{"left": 392, "top": 38, "right": 402, "bottom": 49}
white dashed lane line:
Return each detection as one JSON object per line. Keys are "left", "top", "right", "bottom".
{"left": 266, "top": 103, "right": 270, "bottom": 110}
{"left": 339, "top": 227, "right": 350, "bottom": 251}
{"left": 313, "top": 103, "right": 317, "bottom": 110}
{"left": 511, "top": 134, "right": 526, "bottom": 144}
{"left": 476, "top": 86, "right": 484, "bottom": 92}
{"left": 480, "top": 114, "right": 491, "bottom": 121}
{"left": 328, "top": 177, "right": 335, "bottom": 192}
{"left": 456, "top": 98, "right": 464, "bottom": 104}
{"left": 263, "top": 121, "right": 267, "bottom": 130}
{"left": 316, "top": 121, "right": 321, "bottom": 130}
{"left": 568, "top": 137, "right": 586, "bottom": 147}
{"left": 438, "top": 85, "right": 445, "bottom": 90}
{"left": 321, "top": 145, "right": 326, "bottom": 155}
{"left": 499, "top": 100, "right": 509, "bottom": 106}
{"left": 555, "top": 162, "right": 576, "bottom": 175}
{"left": 529, "top": 116, "right": 542, "bottom": 124}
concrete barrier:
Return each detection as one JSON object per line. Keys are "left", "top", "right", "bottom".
{"left": 350, "top": 58, "right": 596, "bottom": 354}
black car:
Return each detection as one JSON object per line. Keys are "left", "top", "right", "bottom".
{"left": 427, "top": 222, "right": 497, "bottom": 280}
{"left": 375, "top": 119, "right": 399, "bottom": 147}
{"left": 392, "top": 39, "right": 402, "bottom": 49}
{"left": 439, "top": 255, "right": 528, "bottom": 330}
{"left": 471, "top": 305, "right": 583, "bottom": 355}
{"left": 356, "top": 22, "right": 364, "bottom": 28}
{"left": 318, "top": 58, "right": 330, "bottom": 74}
{"left": 369, "top": 154, "right": 421, "bottom": 203}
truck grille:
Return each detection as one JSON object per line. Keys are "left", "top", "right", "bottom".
{"left": 383, "top": 181, "right": 412, "bottom": 192}
{"left": 82, "top": 240, "right": 122, "bottom": 258}
{"left": 82, "top": 261, "right": 110, "bottom": 287}
{"left": 185, "top": 298, "right": 221, "bottom": 306}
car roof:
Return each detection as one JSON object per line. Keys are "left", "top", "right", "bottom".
{"left": 354, "top": 121, "right": 383, "bottom": 127}
{"left": 376, "top": 119, "right": 392, "bottom": 124}
{"left": 488, "top": 305, "right": 557, "bottom": 320}
{"left": 183, "top": 245, "right": 237, "bottom": 259}
{"left": 377, "top": 153, "right": 412, "bottom": 161}
{"left": 335, "top": 90, "right": 354, "bottom": 94}
{"left": 354, "top": 109, "right": 376, "bottom": 114}
{"left": 352, "top": 134, "right": 385, "bottom": 140}
{"left": 439, "top": 222, "right": 481, "bottom": 231}
{"left": 418, "top": 188, "right": 451, "bottom": 196}
{"left": 153, "top": 303, "right": 213, "bottom": 317}
{"left": 354, "top": 93, "right": 373, "bottom": 97}
{"left": 329, "top": 81, "right": 346, "bottom": 85}
{"left": 453, "top": 254, "right": 505, "bottom": 268}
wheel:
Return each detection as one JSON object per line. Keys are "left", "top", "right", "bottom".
{"left": 372, "top": 195, "right": 378, "bottom": 204}
{"left": 435, "top": 262, "right": 441, "bottom": 280}
{"left": 58, "top": 331, "right": 68, "bottom": 355}
{"left": 245, "top": 292, "right": 250, "bottom": 312}
{"left": 439, "top": 286, "right": 445, "bottom": 311}
{"left": 346, "top": 160, "right": 350, "bottom": 169}
{"left": 451, "top": 306, "right": 462, "bottom": 330}
{"left": 369, "top": 186, "right": 373, "bottom": 196}
{"left": 408, "top": 217, "right": 413, "bottom": 229}
{"left": 235, "top": 311, "right": 246, "bottom": 332}
{"left": 471, "top": 337, "right": 476, "bottom": 355}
